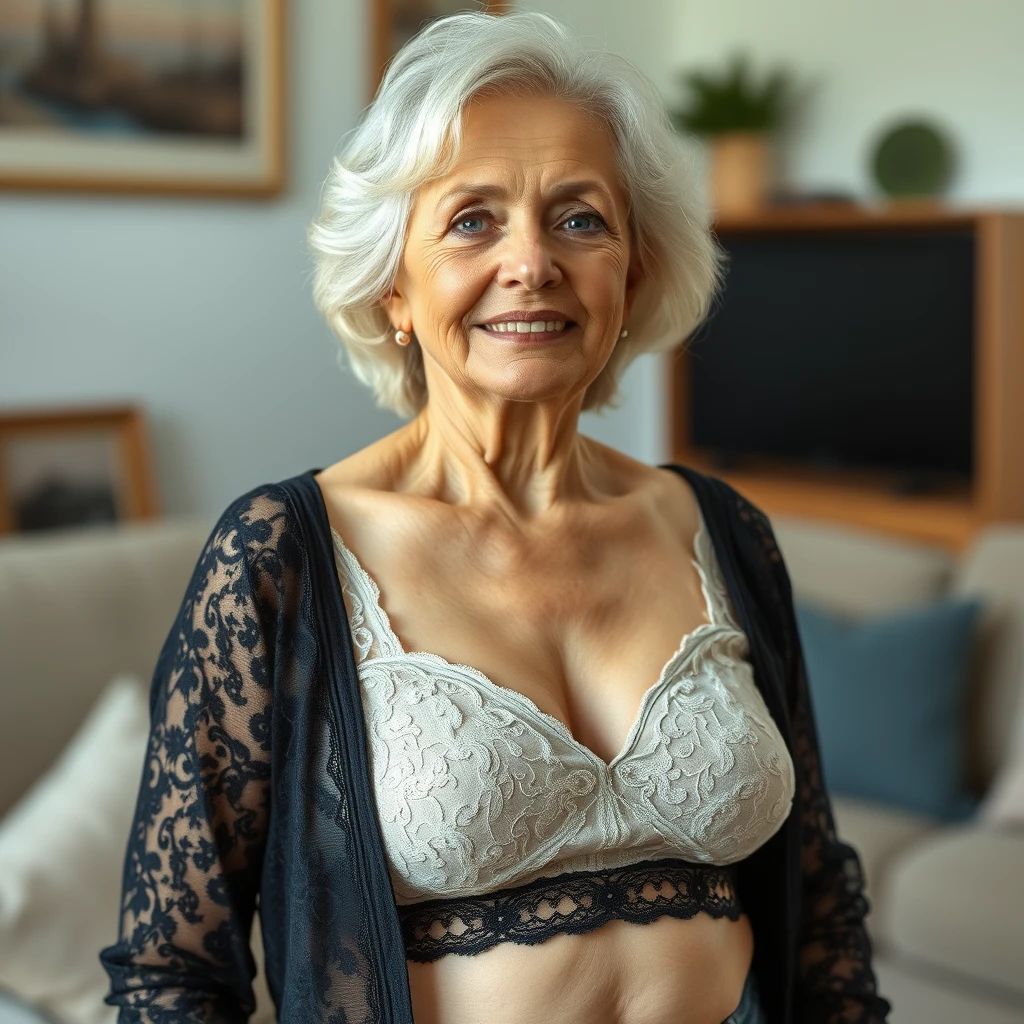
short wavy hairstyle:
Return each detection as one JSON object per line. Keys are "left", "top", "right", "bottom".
{"left": 308, "top": 9, "right": 725, "bottom": 419}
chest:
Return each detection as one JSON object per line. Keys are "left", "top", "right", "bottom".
{"left": 332, "top": 514, "right": 798, "bottom": 902}
{"left": 333, "top": 513, "right": 722, "bottom": 767}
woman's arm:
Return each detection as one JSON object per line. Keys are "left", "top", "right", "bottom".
{"left": 100, "top": 496, "right": 277, "bottom": 1023}
{"left": 789, "top": 644, "right": 892, "bottom": 1023}
{"left": 737, "top": 496, "right": 892, "bottom": 1024}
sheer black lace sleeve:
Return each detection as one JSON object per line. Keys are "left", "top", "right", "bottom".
{"left": 100, "top": 491, "right": 284, "bottom": 1022}
{"left": 735, "top": 497, "right": 893, "bottom": 1024}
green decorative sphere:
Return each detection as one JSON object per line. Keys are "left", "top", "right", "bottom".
{"left": 871, "top": 119, "right": 955, "bottom": 198}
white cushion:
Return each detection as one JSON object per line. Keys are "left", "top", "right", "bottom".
{"left": 0, "top": 990, "right": 52, "bottom": 1024}
{"left": 0, "top": 519, "right": 213, "bottom": 821}
{"left": 880, "top": 825, "right": 1024, "bottom": 997}
{"left": 873, "top": 954, "right": 1024, "bottom": 1024}
{"left": 0, "top": 676, "right": 149, "bottom": 1024}
{"left": 0, "top": 677, "right": 277, "bottom": 1024}
{"left": 980, "top": 764, "right": 1024, "bottom": 829}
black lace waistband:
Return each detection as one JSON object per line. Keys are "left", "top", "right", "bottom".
{"left": 399, "top": 858, "right": 744, "bottom": 962}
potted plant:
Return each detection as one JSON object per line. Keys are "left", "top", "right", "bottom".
{"left": 671, "top": 53, "right": 799, "bottom": 216}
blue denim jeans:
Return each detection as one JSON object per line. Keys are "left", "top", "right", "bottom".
{"left": 720, "top": 967, "right": 766, "bottom": 1024}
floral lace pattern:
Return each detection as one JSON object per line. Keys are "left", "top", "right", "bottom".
{"left": 332, "top": 505, "right": 795, "bottom": 916}
{"left": 98, "top": 468, "right": 891, "bottom": 1024}
{"left": 100, "top": 487, "right": 385, "bottom": 1023}
{"left": 97, "top": 495, "right": 276, "bottom": 1021}
{"left": 400, "top": 859, "right": 743, "bottom": 961}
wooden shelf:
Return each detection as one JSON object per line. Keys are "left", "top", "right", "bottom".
{"left": 674, "top": 455, "right": 976, "bottom": 552}
{"left": 669, "top": 206, "right": 1024, "bottom": 552}
{"left": 712, "top": 201, "right": 1018, "bottom": 234}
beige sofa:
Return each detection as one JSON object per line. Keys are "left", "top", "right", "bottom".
{"left": 1, "top": 511, "right": 1023, "bottom": 1023}
{"left": 771, "top": 516, "right": 1024, "bottom": 1024}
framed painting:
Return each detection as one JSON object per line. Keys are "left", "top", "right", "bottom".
{"left": 0, "top": 0, "right": 285, "bottom": 196}
{"left": 370, "top": 0, "right": 507, "bottom": 96}
{"left": 0, "top": 404, "right": 159, "bottom": 535}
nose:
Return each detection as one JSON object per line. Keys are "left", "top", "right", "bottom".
{"left": 494, "top": 223, "right": 562, "bottom": 290}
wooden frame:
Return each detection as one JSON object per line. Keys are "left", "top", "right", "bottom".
{"left": 668, "top": 205, "right": 1024, "bottom": 552}
{"left": 369, "top": 0, "right": 508, "bottom": 97}
{"left": 0, "top": 0, "right": 286, "bottom": 198}
{"left": 0, "top": 404, "right": 159, "bottom": 535}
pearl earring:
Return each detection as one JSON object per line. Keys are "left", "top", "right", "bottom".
{"left": 395, "top": 330, "right": 411, "bottom": 346}
{"left": 619, "top": 328, "right": 629, "bottom": 339}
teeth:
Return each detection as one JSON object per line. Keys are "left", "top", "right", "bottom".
{"left": 486, "top": 320, "right": 566, "bottom": 333}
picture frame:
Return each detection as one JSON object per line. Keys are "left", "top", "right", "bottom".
{"left": 0, "top": 404, "right": 160, "bottom": 535}
{"left": 0, "top": 0, "right": 286, "bottom": 197}
{"left": 370, "top": 0, "right": 508, "bottom": 97}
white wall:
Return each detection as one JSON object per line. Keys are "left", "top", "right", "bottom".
{"left": 2, "top": 0, "right": 1022, "bottom": 518}
{"left": 671, "top": 0, "right": 1024, "bottom": 203}
{"left": 0, "top": 0, "right": 676, "bottom": 521}
{"left": 0, "top": 1, "right": 399, "bottom": 518}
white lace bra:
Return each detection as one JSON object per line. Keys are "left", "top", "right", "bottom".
{"left": 332, "top": 506, "right": 795, "bottom": 909}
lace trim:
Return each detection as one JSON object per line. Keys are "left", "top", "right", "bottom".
{"left": 399, "top": 859, "right": 743, "bottom": 962}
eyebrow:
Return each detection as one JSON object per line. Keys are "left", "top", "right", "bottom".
{"left": 436, "top": 179, "right": 615, "bottom": 209}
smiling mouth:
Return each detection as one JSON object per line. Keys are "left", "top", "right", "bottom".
{"left": 478, "top": 319, "right": 573, "bottom": 336}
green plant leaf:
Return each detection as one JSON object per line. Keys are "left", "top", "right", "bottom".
{"left": 669, "top": 51, "right": 802, "bottom": 135}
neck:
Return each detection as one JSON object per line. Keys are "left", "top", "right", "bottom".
{"left": 397, "top": 386, "right": 607, "bottom": 518}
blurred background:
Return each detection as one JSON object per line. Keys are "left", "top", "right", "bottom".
{"left": 1, "top": 1, "right": 1023, "bottom": 1023}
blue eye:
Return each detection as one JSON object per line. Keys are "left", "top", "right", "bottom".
{"left": 563, "top": 213, "right": 604, "bottom": 232}
{"left": 453, "top": 215, "right": 487, "bottom": 234}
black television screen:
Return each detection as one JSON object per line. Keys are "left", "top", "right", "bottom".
{"left": 688, "top": 228, "right": 976, "bottom": 480}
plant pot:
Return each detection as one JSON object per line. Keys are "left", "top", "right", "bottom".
{"left": 709, "top": 132, "right": 774, "bottom": 216}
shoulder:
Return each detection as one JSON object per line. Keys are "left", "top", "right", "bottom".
{"left": 200, "top": 478, "right": 312, "bottom": 611}
{"left": 206, "top": 480, "right": 296, "bottom": 556}
{"left": 314, "top": 422, "right": 420, "bottom": 494}
{"left": 674, "top": 466, "right": 803, "bottom": 680}
{"left": 664, "top": 464, "right": 796, "bottom": 642}
{"left": 664, "top": 464, "right": 785, "bottom": 563}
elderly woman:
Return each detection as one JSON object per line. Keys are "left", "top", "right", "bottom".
{"left": 101, "top": 12, "right": 890, "bottom": 1024}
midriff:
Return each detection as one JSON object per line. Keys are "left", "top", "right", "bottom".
{"left": 406, "top": 910, "right": 754, "bottom": 1024}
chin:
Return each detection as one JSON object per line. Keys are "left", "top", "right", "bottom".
{"left": 467, "top": 357, "right": 594, "bottom": 407}
{"left": 476, "top": 374, "right": 586, "bottom": 407}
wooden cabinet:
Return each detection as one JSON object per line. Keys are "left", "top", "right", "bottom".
{"left": 668, "top": 205, "right": 1024, "bottom": 551}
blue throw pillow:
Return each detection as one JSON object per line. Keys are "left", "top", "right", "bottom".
{"left": 794, "top": 595, "right": 984, "bottom": 822}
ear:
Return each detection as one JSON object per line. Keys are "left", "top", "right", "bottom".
{"left": 382, "top": 280, "right": 413, "bottom": 333}
{"left": 622, "top": 250, "right": 644, "bottom": 322}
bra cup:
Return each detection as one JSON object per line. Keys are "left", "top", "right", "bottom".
{"left": 360, "top": 654, "right": 603, "bottom": 901}
{"left": 610, "top": 634, "right": 795, "bottom": 865}
{"left": 334, "top": 521, "right": 796, "bottom": 905}
{"left": 361, "top": 631, "right": 796, "bottom": 901}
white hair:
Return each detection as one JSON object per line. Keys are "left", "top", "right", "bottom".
{"left": 309, "top": 9, "right": 725, "bottom": 418}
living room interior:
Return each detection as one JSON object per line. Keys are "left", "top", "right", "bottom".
{"left": 1, "top": 1, "right": 1022, "bottom": 1023}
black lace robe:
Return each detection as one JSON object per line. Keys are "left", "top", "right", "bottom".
{"left": 99, "top": 465, "right": 892, "bottom": 1023}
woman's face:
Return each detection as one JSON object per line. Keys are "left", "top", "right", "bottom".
{"left": 386, "top": 92, "right": 641, "bottom": 409}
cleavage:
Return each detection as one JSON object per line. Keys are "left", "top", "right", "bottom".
{"left": 337, "top": 529, "right": 715, "bottom": 766}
